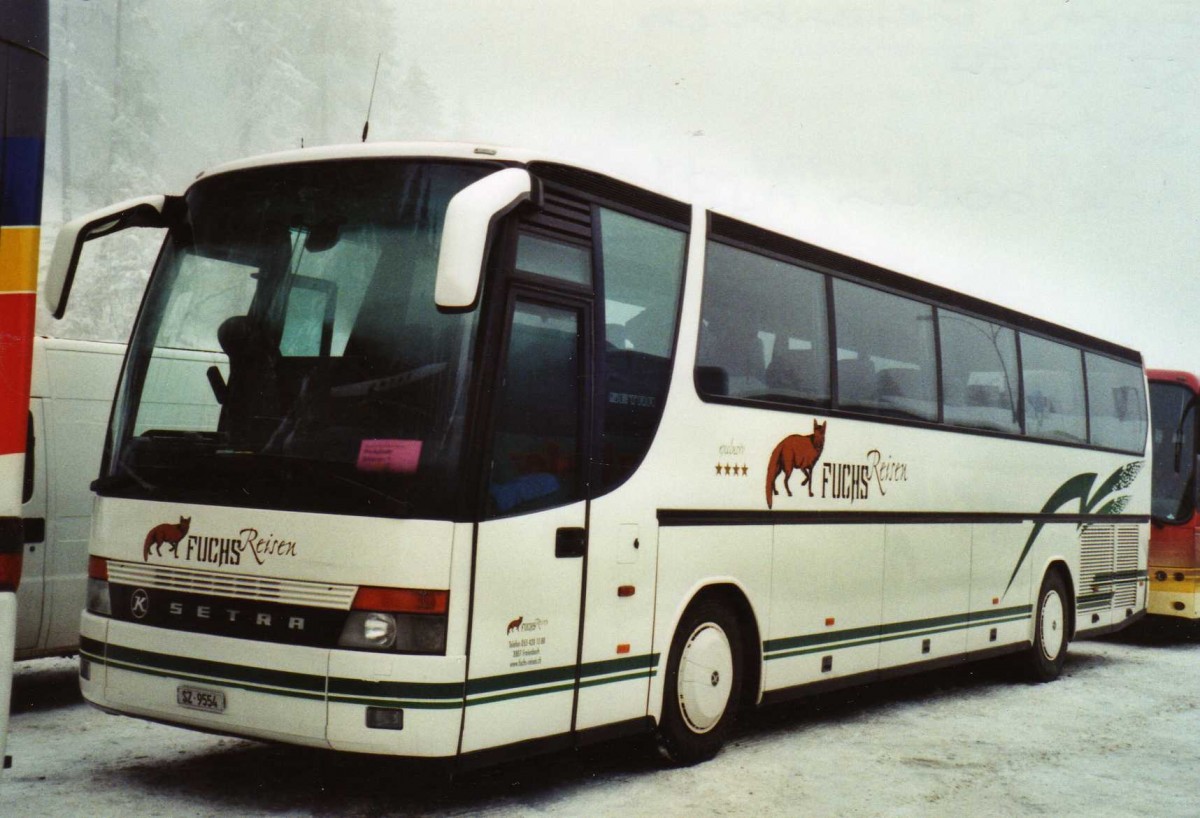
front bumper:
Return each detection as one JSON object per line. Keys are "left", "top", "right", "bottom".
{"left": 80, "top": 612, "right": 467, "bottom": 756}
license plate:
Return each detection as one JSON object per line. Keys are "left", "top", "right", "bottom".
{"left": 176, "top": 684, "right": 226, "bottom": 714}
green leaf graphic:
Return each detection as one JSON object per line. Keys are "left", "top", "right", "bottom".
{"left": 1002, "top": 460, "right": 1144, "bottom": 598}
{"left": 1097, "top": 495, "right": 1130, "bottom": 516}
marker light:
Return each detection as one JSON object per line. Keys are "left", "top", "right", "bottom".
{"left": 86, "top": 556, "right": 112, "bottom": 616}
{"left": 352, "top": 586, "right": 448, "bottom": 614}
{"left": 0, "top": 552, "right": 22, "bottom": 592}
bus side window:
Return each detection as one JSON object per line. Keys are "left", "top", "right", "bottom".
{"left": 938, "top": 309, "right": 1020, "bottom": 434}
{"left": 1085, "top": 352, "right": 1147, "bottom": 453}
{"left": 488, "top": 302, "right": 584, "bottom": 516}
{"left": 832, "top": 278, "right": 936, "bottom": 421}
{"left": 598, "top": 209, "right": 686, "bottom": 490}
{"left": 697, "top": 240, "right": 829, "bottom": 406}
{"left": 1021, "top": 334, "right": 1087, "bottom": 443}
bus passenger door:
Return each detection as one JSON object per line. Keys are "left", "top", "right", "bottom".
{"left": 460, "top": 295, "right": 590, "bottom": 756}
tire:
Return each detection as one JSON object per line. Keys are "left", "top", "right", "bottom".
{"left": 1023, "top": 571, "right": 1069, "bottom": 682}
{"left": 657, "top": 598, "right": 744, "bottom": 765}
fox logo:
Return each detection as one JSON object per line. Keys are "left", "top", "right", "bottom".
{"left": 766, "top": 420, "right": 827, "bottom": 508}
{"left": 507, "top": 616, "right": 524, "bottom": 634}
{"left": 143, "top": 516, "right": 191, "bottom": 560}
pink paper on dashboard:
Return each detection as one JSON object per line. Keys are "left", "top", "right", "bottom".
{"left": 356, "top": 439, "right": 422, "bottom": 473}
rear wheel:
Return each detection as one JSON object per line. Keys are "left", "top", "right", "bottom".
{"left": 657, "top": 598, "right": 743, "bottom": 764}
{"left": 1023, "top": 571, "right": 1069, "bottom": 682}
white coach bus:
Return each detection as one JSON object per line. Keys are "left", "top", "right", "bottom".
{"left": 46, "top": 143, "right": 1149, "bottom": 767}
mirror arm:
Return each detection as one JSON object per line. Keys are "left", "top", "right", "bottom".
{"left": 45, "top": 194, "right": 178, "bottom": 318}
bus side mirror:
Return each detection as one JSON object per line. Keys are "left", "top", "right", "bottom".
{"left": 44, "top": 194, "right": 172, "bottom": 318}
{"left": 435, "top": 168, "right": 534, "bottom": 311}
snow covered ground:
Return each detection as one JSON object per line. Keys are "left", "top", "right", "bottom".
{"left": 4, "top": 621, "right": 1197, "bottom": 817}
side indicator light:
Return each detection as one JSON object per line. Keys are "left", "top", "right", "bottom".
{"left": 88, "top": 555, "right": 109, "bottom": 580}
{"left": 824, "top": 617, "right": 835, "bottom": 627}
{"left": 617, "top": 585, "right": 635, "bottom": 597}
{"left": 0, "top": 552, "right": 22, "bottom": 592}
{"left": 616, "top": 643, "right": 630, "bottom": 654}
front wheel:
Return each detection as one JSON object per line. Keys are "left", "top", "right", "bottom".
{"left": 657, "top": 598, "right": 743, "bottom": 765}
{"left": 1022, "top": 571, "right": 1069, "bottom": 682}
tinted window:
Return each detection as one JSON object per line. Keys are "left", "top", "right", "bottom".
{"left": 515, "top": 232, "right": 591, "bottom": 286}
{"left": 697, "top": 241, "right": 829, "bottom": 405}
{"left": 600, "top": 209, "right": 686, "bottom": 489}
{"left": 1150, "top": 382, "right": 1196, "bottom": 522}
{"left": 1086, "top": 353, "right": 1146, "bottom": 452}
{"left": 1021, "top": 334, "right": 1086, "bottom": 443}
{"left": 488, "top": 301, "right": 583, "bottom": 517}
{"left": 833, "top": 279, "right": 936, "bottom": 421}
{"left": 938, "top": 310, "right": 1019, "bottom": 433}
{"left": 108, "top": 160, "right": 492, "bottom": 520}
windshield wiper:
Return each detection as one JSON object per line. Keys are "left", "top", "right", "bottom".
{"left": 92, "top": 458, "right": 157, "bottom": 493}
{"left": 218, "top": 452, "right": 412, "bottom": 515}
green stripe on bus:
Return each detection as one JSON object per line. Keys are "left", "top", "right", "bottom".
{"left": 578, "top": 669, "right": 658, "bottom": 690}
{"left": 764, "top": 612, "right": 1033, "bottom": 661}
{"left": 329, "top": 676, "right": 464, "bottom": 700}
{"left": 763, "top": 606, "right": 1032, "bottom": 658}
{"left": 463, "top": 653, "right": 659, "bottom": 697}
{"left": 103, "top": 642, "right": 326, "bottom": 694}
{"left": 466, "top": 681, "right": 577, "bottom": 707}
{"left": 466, "top": 668, "right": 661, "bottom": 707}
{"left": 83, "top": 635, "right": 660, "bottom": 708}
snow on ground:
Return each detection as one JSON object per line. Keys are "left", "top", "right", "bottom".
{"left": 3, "top": 621, "right": 1197, "bottom": 817}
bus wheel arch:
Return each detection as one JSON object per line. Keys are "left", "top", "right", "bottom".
{"left": 656, "top": 584, "right": 761, "bottom": 765}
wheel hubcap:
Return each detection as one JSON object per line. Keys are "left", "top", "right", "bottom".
{"left": 1040, "top": 589, "right": 1065, "bottom": 662}
{"left": 678, "top": 622, "right": 733, "bottom": 734}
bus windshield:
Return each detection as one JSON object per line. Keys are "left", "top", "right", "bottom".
{"left": 1150, "top": 381, "right": 1196, "bottom": 524}
{"left": 103, "top": 159, "right": 494, "bottom": 519}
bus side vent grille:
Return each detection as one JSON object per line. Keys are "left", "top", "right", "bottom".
{"left": 1079, "top": 524, "right": 1140, "bottom": 610}
{"left": 1113, "top": 525, "right": 1141, "bottom": 607}
{"left": 525, "top": 187, "right": 592, "bottom": 241}
{"left": 527, "top": 161, "right": 691, "bottom": 226}
{"left": 107, "top": 561, "right": 358, "bottom": 609}
{"left": 1079, "top": 525, "right": 1114, "bottom": 586}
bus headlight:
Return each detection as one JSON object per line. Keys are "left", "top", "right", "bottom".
{"left": 337, "top": 586, "right": 449, "bottom": 654}
{"left": 340, "top": 612, "right": 397, "bottom": 648}
{"left": 86, "top": 556, "right": 112, "bottom": 616}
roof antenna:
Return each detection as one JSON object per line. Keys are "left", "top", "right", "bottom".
{"left": 361, "top": 54, "right": 382, "bottom": 142}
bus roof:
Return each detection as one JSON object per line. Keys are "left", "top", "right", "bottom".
{"left": 202, "top": 141, "right": 581, "bottom": 184}
{"left": 1147, "top": 369, "right": 1200, "bottom": 391}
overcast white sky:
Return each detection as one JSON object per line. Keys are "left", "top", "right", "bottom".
{"left": 49, "top": 1, "right": 1200, "bottom": 370}
{"left": 370, "top": 1, "right": 1199, "bottom": 370}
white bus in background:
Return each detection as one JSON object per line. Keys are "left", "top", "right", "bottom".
{"left": 47, "top": 142, "right": 1149, "bottom": 768}
{"left": 17, "top": 337, "right": 123, "bottom": 660}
